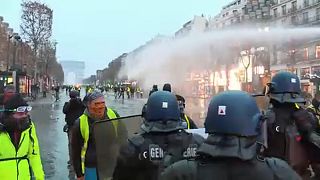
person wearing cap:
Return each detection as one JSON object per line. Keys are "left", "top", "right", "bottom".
{"left": 71, "top": 91, "right": 124, "bottom": 180}
{"left": 161, "top": 90, "right": 300, "bottom": 180}
{"left": 0, "top": 94, "right": 44, "bottom": 180}
{"left": 63, "top": 90, "right": 86, "bottom": 128}
{"left": 176, "top": 94, "right": 197, "bottom": 129}
{"left": 113, "top": 91, "right": 204, "bottom": 180}
{"left": 63, "top": 90, "right": 86, "bottom": 179}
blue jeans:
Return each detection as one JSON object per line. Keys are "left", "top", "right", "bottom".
{"left": 85, "top": 167, "right": 97, "bottom": 180}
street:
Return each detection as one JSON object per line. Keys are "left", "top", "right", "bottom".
{"left": 29, "top": 90, "right": 146, "bottom": 180}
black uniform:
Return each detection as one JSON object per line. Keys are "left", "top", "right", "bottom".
{"left": 161, "top": 90, "right": 300, "bottom": 180}
{"left": 264, "top": 72, "right": 320, "bottom": 178}
{"left": 113, "top": 91, "right": 204, "bottom": 180}
{"left": 63, "top": 98, "right": 86, "bottom": 127}
{"left": 113, "top": 130, "right": 204, "bottom": 180}
{"left": 161, "top": 135, "right": 301, "bottom": 180}
{"left": 265, "top": 103, "right": 320, "bottom": 178}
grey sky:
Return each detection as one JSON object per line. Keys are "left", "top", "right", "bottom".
{"left": 1, "top": 0, "right": 227, "bottom": 77}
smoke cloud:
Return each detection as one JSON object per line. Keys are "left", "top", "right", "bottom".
{"left": 119, "top": 28, "right": 320, "bottom": 94}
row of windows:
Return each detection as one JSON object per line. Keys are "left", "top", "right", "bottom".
{"left": 302, "top": 45, "right": 320, "bottom": 59}
{"left": 221, "top": 0, "right": 243, "bottom": 18}
{"left": 274, "top": 0, "right": 320, "bottom": 18}
{"left": 279, "top": 7, "right": 320, "bottom": 25}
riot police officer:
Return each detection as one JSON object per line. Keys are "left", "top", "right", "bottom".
{"left": 264, "top": 71, "right": 320, "bottom": 178}
{"left": 161, "top": 90, "right": 300, "bottom": 180}
{"left": 113, "top": 91, "right": 204, "bottom": 180}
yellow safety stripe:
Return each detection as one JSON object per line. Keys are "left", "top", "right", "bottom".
{"left": 80, "top": 108, "right": 118, "bottom": 174}
{"left": 184, "top": 114, "right": 190, "bottom": 129}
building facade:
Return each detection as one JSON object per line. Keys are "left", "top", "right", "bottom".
{"left": 270, "top": 0, "right": 320, "bottom": 27}
{"left": 209, "top": 0, "right": 274, "bottom": 29}
{"left": 269, "top": 0, "right": 320, "bottom": 94}
{"left": 169, "top": 0, "right": 320, "bottom": 97}
{"left": 175, "top": 15, "right": 208, "bottom": 37}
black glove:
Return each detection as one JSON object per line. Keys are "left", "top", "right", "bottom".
{"left": 292, "top": 109, "right": 315, "bottom": 138}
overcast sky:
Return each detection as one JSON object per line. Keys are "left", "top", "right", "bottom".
{"left": 1, "top": 0, "right": 227, "bottom": 76}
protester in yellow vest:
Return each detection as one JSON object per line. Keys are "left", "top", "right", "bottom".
{"left": 71, "top": 91, "right": 124, "bottom": 180}
{"left": 306, "top": 94, "right": 320, "bottom": 178}
{"left": 176, "top": 94, "right": 198, "bottom": 129}
{"left": 307, "top": 94, "right": 320, "bottom": 127}
{"left": 0, "top": 94, "right": 44, "bottom": 180}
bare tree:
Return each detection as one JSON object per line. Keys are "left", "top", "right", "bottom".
{"left": 20, "top": 0, "right": 53, "bottom": 83}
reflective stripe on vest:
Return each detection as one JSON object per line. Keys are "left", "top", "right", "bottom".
{"left": 79, "top": 108, "right": 118, "bottom": 174}
{"left": 184, "top": 114, "right": 190, "bottom": 129}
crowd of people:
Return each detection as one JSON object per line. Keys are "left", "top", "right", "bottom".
{"left": 2, "top": 71, "right": 320, "bottom": 180}
{"left": 63, "top": 72, "right": 320, "bottom": 180}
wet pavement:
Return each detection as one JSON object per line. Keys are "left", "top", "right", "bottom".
{"left": 29, "top": 90, "right": 147, "bottom": 180}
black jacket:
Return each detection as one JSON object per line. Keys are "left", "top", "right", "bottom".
{"left": 161, "top": 135, "right": 300, "bottom": 180}
{"left": 113, "top": 130, "right": 204, "bottom": 180}
{"left": 265, "top": 105, "right": 320, "bottom": 176}
{"left": 63, "top": 98, "right": 85, "bottom": 126}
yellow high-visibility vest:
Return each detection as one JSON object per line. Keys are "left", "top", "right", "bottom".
{"left": 79, "top": 108, "right": 118, "bottom": 174}
{"left": 0, "top": 122, "right": 44, "bottom": 180}
{"left": 307, "top": 105, "right": 320, "bottom": 125}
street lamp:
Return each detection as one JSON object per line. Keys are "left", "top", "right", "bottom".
{"left": 12, "top": 35, "right": 22, "bottom": 70}
{"left": 6, "top": 34, "right": 13, "bottom": 71}
{"left": 240, "top": 47, "right": 256, "bottom": 92}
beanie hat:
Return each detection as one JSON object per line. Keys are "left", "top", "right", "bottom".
{"left": 4, "top": 94, "right": 28, "bottom": 112}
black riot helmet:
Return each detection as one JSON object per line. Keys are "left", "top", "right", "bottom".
{"left": 266, "top": 71, "right": 305, "bottom": 103}
{"left": 205, "top": 90, "right": 262, "bottom": 136}
{"left": 141, "top": 91, "right": 183, "bottom": 132}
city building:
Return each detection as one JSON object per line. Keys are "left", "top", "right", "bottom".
{"left": 270, "top": 0, "right": 320, "bottom": 27}
{"left": 0, "top": 16, "right": 34, "bottom": 95}
{"left": 204, "top": 0, "right": 320, "bottom": 95}
{"left": 269, "top": 0, "right": 320, "bottom": 94}
{"left": 208, "top": 0, "right": 246, "bottom": 29}
{"left": 209, "top": 0, "right": 274, "bottom": 29}
{"left": 175, "top": 15, "right": 208, "bottom": 37}
{"left": 60, "top": 60, "right": 85, "bottom": 85}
